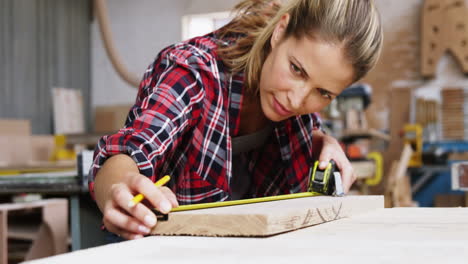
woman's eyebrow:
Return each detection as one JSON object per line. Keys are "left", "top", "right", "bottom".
{"left": 291, "top": 56, "right": 309, "bottom": 78}
{"left": 292, "top": 56, "right": 338, "bottom": 97}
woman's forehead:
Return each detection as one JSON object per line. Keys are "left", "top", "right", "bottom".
{"left": 282, "top": 36, "right": 354, "bottom": 91}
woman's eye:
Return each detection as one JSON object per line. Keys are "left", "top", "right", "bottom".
{"left": 290, "top": 62, "right": 302, "bottom": 75}
{"left": 318, "top": 88, "right": 332, "bottom": 100}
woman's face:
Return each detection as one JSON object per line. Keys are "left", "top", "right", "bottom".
{"left": 259, "top": 15, "right": 354, "bottom": 122}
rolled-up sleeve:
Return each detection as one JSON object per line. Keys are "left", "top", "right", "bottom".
{"left": 88, "top": 53, "right": 205, "bottom": 198}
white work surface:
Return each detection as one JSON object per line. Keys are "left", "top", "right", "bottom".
{"left": 25, "top": 208, "right": 468, "bottom": 264}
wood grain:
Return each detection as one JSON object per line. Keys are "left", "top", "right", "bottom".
{"left": 151, "top": 195, "right": 383, "bottom": 237}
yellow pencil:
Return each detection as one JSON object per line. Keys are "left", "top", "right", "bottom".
{"left": 128, "top": 175, "right": 171, "bottom": 208}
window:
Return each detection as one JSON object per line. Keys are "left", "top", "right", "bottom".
{"left": 182, "top": 11, "right": 233, "bottom": 40}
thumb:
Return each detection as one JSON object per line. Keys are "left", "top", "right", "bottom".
{"left": 318, "top": 155, "right": 330, "bottom": 170}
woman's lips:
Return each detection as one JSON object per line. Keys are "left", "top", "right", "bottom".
{"left": 273, "top": 97, "right": 293, "bottom": 117}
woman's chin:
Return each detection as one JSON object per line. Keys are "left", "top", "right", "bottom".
{"left": 264, "top": 110, "right": 288, "bottom": 122}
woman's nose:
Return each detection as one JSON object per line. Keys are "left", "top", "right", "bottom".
{"left": 288, "top": 84, "right": 310, "bottom": 110}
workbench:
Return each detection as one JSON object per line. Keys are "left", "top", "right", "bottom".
{"left": 23, "top": 207, "right": 468, "bottom": 264}
{"left": 0, "top": 170, "right": 80, "bottom": 194}
{"left": 0, "top": 165, "right": 107, "bottom": 251}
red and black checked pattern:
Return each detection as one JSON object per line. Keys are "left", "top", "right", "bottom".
{"left": 89, "top": 32, "right": 322, "bottom": 204}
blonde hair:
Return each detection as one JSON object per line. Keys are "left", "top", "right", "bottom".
{"left": 217, "top": 0, "right": 383, "bottom": 93}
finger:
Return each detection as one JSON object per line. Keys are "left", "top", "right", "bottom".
{"left": 103, "top": 221, "right": 143, "bottom": 240}
{"left": 128, "top": 174, "right": 174, "bottom": 214}
{"left": 103, "top": 205, "right": 152, "bottom": 236}
{"left": 340, "top": 163, "right": 356, "bottom": 193}
{"left": 317, "top": 149, "right": 332, "bottom": 170}
{"left": 160, "top": 186, "right": 179, "bottom": 207}
{"left": 110, "top": 183, "right": 158, "bottom": 229}
{"left": 318, "top": 160, "right": 330, "bottom": 170}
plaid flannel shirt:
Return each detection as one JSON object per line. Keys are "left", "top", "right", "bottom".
{"left": 89, "top": 32, "right": 322, "bottom": 204}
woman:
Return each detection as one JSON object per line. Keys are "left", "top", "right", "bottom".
{"left": 90, "top": 0, "right": 383, "bottom": 240}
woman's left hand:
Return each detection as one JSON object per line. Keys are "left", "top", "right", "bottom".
{"left": 313, "top": 130, "right": 356, "bottom": 193}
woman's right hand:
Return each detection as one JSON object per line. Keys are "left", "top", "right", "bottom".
{"left": 94, "top": 155, "right": 179, "bottom": 240}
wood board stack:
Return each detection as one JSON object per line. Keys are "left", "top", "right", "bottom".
{"left": 0, "top": 119, "right": 79, "bottom": 174}
{"left": 441, "top": 88, "right": 466, "bottom": 140}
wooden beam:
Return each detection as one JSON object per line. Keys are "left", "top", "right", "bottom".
{"left": 352, "top": 160, "right": 377, "bottom": 179}
{"left": 151, "top": 195, "right": 383, "bottom": 237}
{"left": 421, "top": 0, "right": 445, "bottom": 77}
{"left": 386, "top": 144, "right": 414, "bottom": 207}
{"left": 0, "top": 211, "right": 7, "bottom": 264}
{"left": 386, "top": 88, "right": 411, "bottom": 190}
{"left": 394, "top": 144, "right": 413, "bottom": 183}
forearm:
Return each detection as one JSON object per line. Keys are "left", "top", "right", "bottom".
{"left": 94, "top": 154, "right": 139, "bottom": 212}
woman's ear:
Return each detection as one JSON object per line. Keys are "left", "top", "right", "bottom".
{"left": 271, "top": 13, "right": 290, "bottom": 48}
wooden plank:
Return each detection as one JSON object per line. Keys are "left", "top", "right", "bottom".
{"left": 30, "top": 135, "right": 55, "bottom": 162}
{"left": 8, "top": 224, "right": 40, "bottom": 240}
{"left": 449, "top": 152, "right": 468, "bottom": 160}
{"left": 434, "top": 194, "right": 465, "bottom": 207}
{"left": 0, "top": 135, "right": 55, "bottom": 168}
{"left": 0, "top": 136, "right": 33, "bottom": 167}
{"left": 0, "top": 211, "right": 6, "bottom": 264}
{"left": 421, "top": 0, "right": 445, "bottom": 77}
{"left": 151, "top": 195, "right": 383, "bottom": 237}
{"left": 385, "top": 144, "right": 414, "bottom": 207}
{"left": 0, "top": 199, "right": 66, "bottom": 211}
{"left": 94, "top": 105, "right": 132, "bottom": 133}
{"left": 22, "top": 208, "right": 468, "bottom": 264}
{"left": 352, "top": 160, "right": 377, "bottom": 179}
{"left": 52, "top": 88, "right": 85, "bottom": 134}
{"left": 0, "top": 119, "right": 31, "bottom": 136}
{"left": 386, "top": 88, "right": 412, "bottom": 189}
{"left": 0, "top": 162, "right": 75, "bottom": 174}
{"left": 445, "top": 0, "right": 468, "bottom": 74}
{"left": 394, "top": 144, "right": 413, "bottom": 183}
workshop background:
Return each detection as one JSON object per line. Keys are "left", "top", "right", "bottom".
{"left": 1, "top": 0, "right": 468, "bottom": 263}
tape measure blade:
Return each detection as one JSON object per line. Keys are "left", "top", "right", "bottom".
{"left": 333, "top": 171, "right": 344, "bottom": 196}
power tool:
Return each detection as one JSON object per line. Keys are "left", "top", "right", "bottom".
{"left": 308, "top": 160, "right": 344, "bottom": 196}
